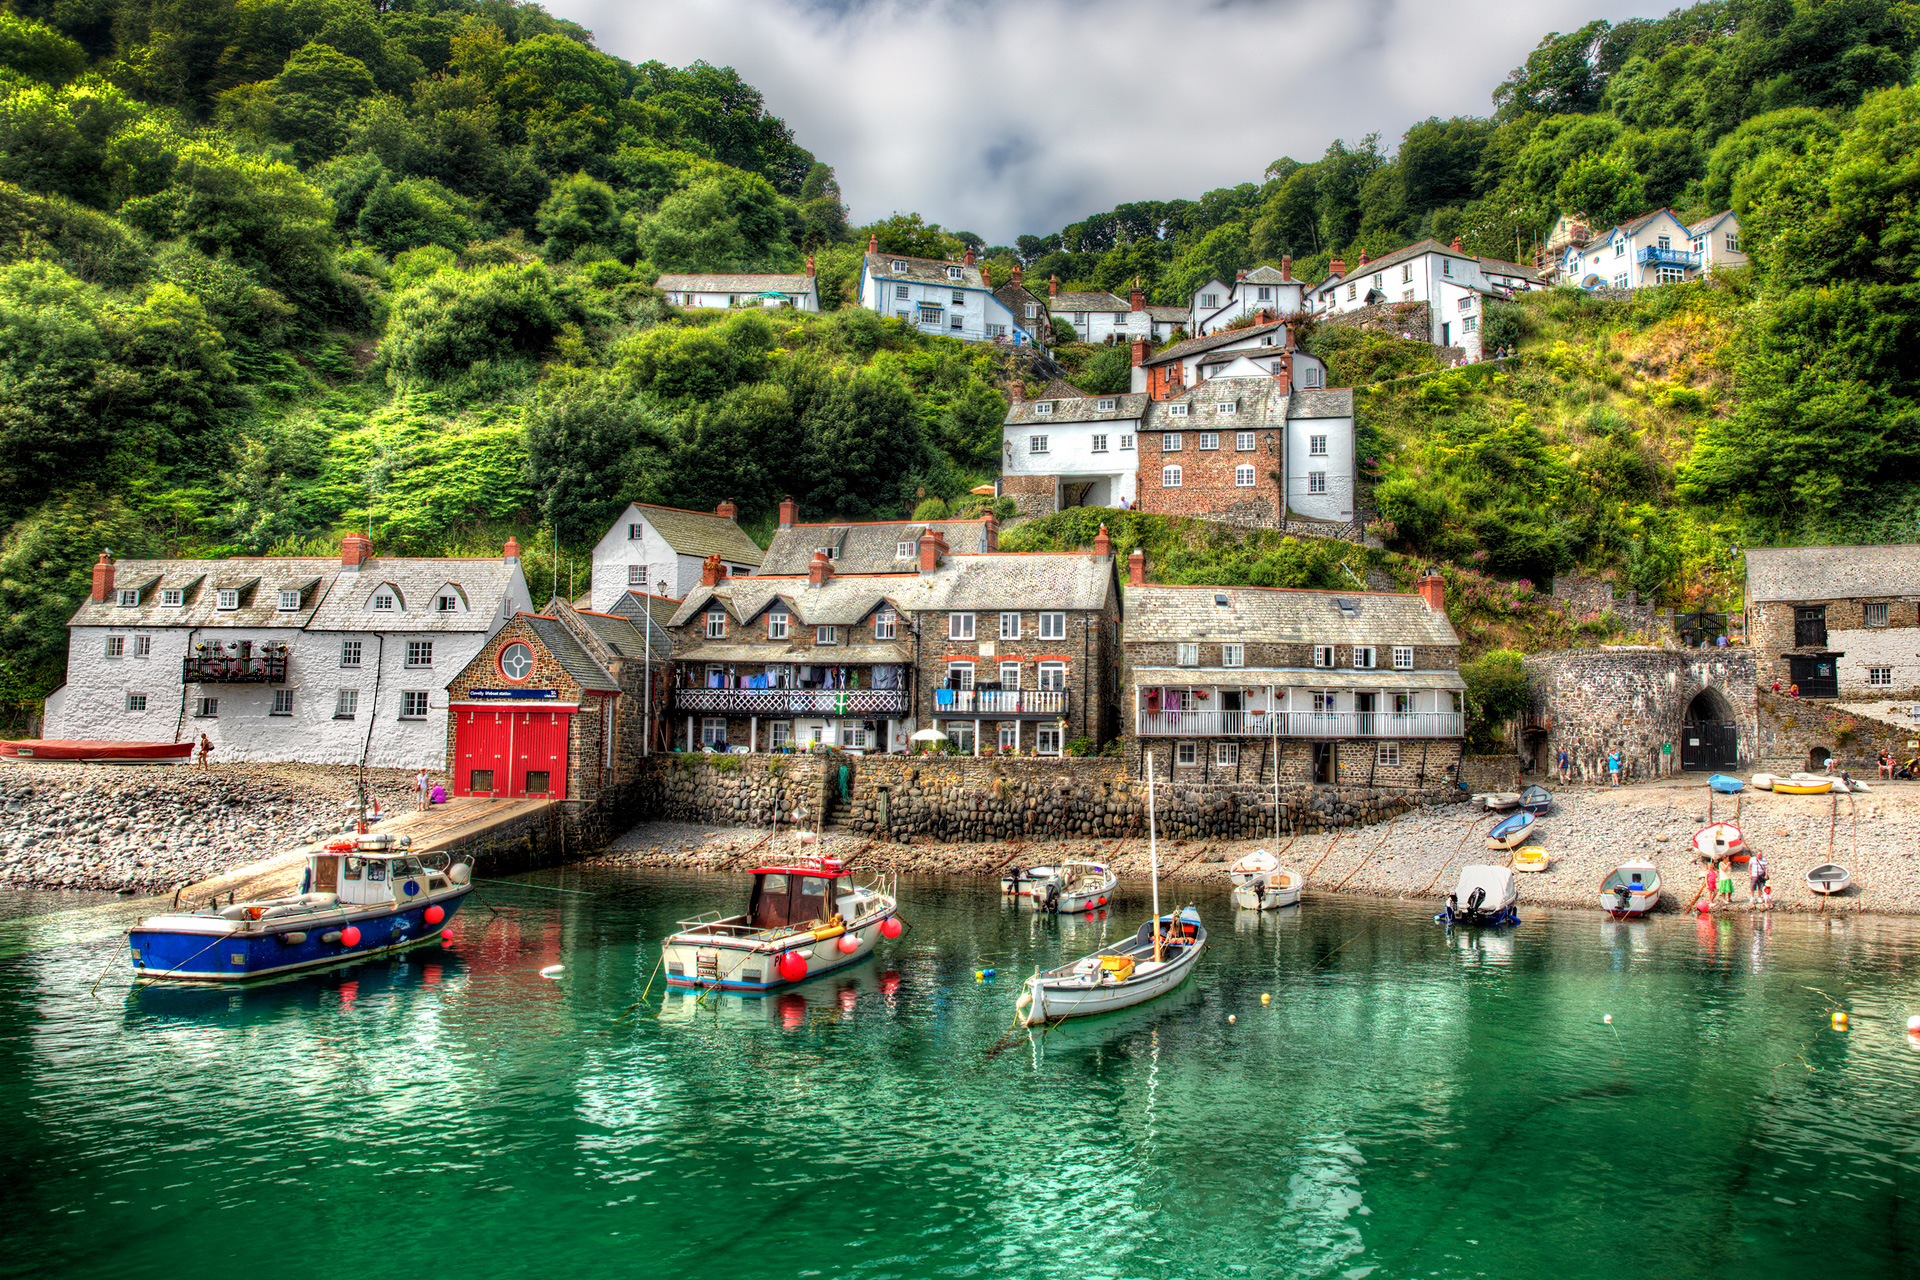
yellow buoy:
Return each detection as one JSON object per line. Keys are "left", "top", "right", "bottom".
{"left": 1261, "top": 993, "right": 1272, "bottom": 1005}
{"left": 1833, "top": 1011, "right": 1849, "bottom": 1030}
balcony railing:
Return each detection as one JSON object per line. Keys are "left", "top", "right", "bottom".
{"left": 933, "top": 689, "right": 1069, "bottom": 718}
{"left": 184, "top": 652, "right": 288, "bottom": 685}
{"left": 1136, "top": 710, "right": 1463, "bottom": 739}
{"left": 674, "top": 687, "right": 910, "bottom": 717}
{"left": 1637, "top": 246, "right": 1699, "bottom": 268}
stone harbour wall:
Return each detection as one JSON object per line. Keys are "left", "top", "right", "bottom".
{"left": 1458, "top": 754, "right": 1523, "bottom": 793}
{"left": 1756, "top": 690, "right": 1919, "bottom": 773}
{"left": 635, "top": 753, "right": 834, "bottom": 829}
{"left": 1525, "top": 647, "right": 1758, "bottom": 783}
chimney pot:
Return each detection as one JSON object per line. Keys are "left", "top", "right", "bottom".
{"left": 1235, "top": 270, "right": 1247, "bottom": 282}
{"left": 1281, "top": 255, "right": 1292, "bottom": 281}
{"left": 503, "top": 535, "right": 520, "bottom": 564}
{"left": 806, "top": 254, "right": 816, "bottom": 278}
{"left": 341, "top": 532, "right": 372, "bottom": 570}
{"left": 778, "top": 496, "right": 797, "bottom": 529}
{"left": 1128, "top": 547, "right": 1146, "bottom": 587}
{"left": 1418, "top": 569, "right": 1446, "bottom": 615}
{"left": 716, "top": 499, "right": 738, "bottom": 521}
{"left": 963, "top": 244, "right": 976, "bottom": 266}
{"left": 1129, "top": 278, "right": 1144, "bottom": 312}
{"left": 702, "top": 554, "right": 724, "bottom": 587}
{"left": 1011, "top": 261, "right": 1023, "bottom": 286}
{"left": 982, "top": 264, "right": 992, "bottom": 287}
{"left": 1093, "top": 524, "right": 1112, "bottom": 559}
{"left": 1451, "top": 235, "right": 1464, "bottom": 253}
{"left": 1048, "top": 275, "right": 1059, "bottom": 298}
{"left": 867, "top": 233, "right": 879, "bottom": 254}
{"left": 918, "top": 529, "right": 941, "bottom": 574}
{"left": 90, "top": 551, "right": 115, "bottom": 603}
{"left": 1358, "top": 249, "right": 1370, "bottom": 267}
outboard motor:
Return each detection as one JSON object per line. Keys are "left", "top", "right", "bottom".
{"left": 1042, "top": 882, "right": 1061, "bottom": 914}
{"left": 1009, "top": 865, "right": 1025, "bottom": 889}
{"left": 1614, "top": 884, "right": 1633, "bottom": 910}
{"left": 1464, "top": 885, "right": 1486, "bottom": 920}
{"left": 1253, "top": 878, "right": 1267, "bottom": 903}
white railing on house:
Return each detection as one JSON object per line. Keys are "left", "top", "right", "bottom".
{"left": 1135, "top": 710, "right": 1463, "bottom": 739}
{"left": 934, "top": 689, "right": 1069, "bottom": 717}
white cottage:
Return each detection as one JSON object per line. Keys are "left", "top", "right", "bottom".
{"left": 656, "top": 263, "right": 820, "bottom": 312}
{"left": 44, "top": 535, "right": 533, "bottom": 768}
{"left": 1309, "top": 237, "right": 1542, "bottom": 361}
{"left": 857, "top": 239, "right": 1037, "bottom": 344}
{"left": 1558, "top": 209, "right": 1739, "bottom": 291}
{"left": 589, "top": 501, "right": 765, "bottom": 611}
{"left": 1189, "top": 263, "right": 1307, "bottom": 335}
{"left": 999, "top": 383, "right": 1149, "bottom": 513}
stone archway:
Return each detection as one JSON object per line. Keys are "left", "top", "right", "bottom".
{"left": 1680, "top": 686, "right": 1739, "bottom": 771}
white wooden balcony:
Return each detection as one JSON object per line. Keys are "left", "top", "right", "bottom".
{"left": 934, "top": 689, "right": 1069, "bottom": 719}
{"left": 1135, "top": 710, "right": 1463, "bottom": 739}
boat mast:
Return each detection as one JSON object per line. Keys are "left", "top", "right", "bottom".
{"left": 1148, "top": 751, "right": 1162, "bottom": 962}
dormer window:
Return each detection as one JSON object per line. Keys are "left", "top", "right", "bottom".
{"left": 161, "top": 589, "right": 183, "bottom": 607}
{"left": 1097, "top": 398, "right": 1116, "bottom": 411}
{"left": 1035, "top": 402, "right": 1054, "bottom": 416}
{"left": 216, "top": 589, "right": 239, "bottom": 611}
{"left": 438, "top": 594, "right": 458, "bottom": 612}
{"left": 706, "top": 610, "right": 726, "bottom": 639}
{"left": 371, "top": 592, "right": 395, "bottom": 611}
{"left": 767, "top": 609, "right": 789, "bottom": 640}
{"left": 1216, "top": 401, "right": 1237, "bottom": 416}
{"left": 891, "top": 260, "right": 908, "bottom": 273}
{"left": 896, "top": 541, "right": 913, "bottom": 559}
{"left": 278, "top": 589, "right": 300, "bottom": 612}
{"left": 946, "top": 266, "right": 963, "bottom": 281}
{"left": 116, "top": 588, "right": 139, "bottom": 607}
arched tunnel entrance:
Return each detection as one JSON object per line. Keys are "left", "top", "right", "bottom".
{"left": 1680, "top": 687, "right": 1739, "bottom": 771}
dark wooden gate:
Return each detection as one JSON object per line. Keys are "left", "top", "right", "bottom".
{"left": 1680, "top": 721, "right": 1739, "bottom": 771}
{"left": 1787, "top": 654, "right": 1838, "bottom": 699}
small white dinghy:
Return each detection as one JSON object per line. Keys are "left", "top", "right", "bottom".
{"left": 1807, "top": 863, "right": 1852, "bottom": 895}
{"left": 1691, "top": 823, "right": 1745, "bottom": 859}
{"left": 1230, "top": 866, "right": 1302, "bottom": 911}
{"left": 1227, "top": 850, "right": 1279, "bottom": 887}
{"left": 1750, "top": 773, "right": 1778, "bottom": 791}
{"left": 1436, "top": 865, "right": 1519, "bottom": 927}
{"left": 1599, "top": 861, "right": 1661, "bottom": 918}
{"left": 1000, "top": 864, "right": 1056, "bottom": 895}
{"left": 1027, "top": 860, "right": 1118, "bottom": 914}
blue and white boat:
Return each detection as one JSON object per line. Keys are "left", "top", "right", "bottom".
{"left": 1709, "top": 774, "right": 1744, "bottom": 794}
{"left": 127, "top": 834, "right": 473, "bottom": 983}
{"left": 1486, "top": 810, "right": 1536, "bottom": 850}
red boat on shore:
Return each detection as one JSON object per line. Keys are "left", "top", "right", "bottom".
{"left": 0, "top": 739, "right": 194, "bottom": 765}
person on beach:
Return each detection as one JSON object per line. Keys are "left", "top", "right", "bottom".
{"left": 1557, "top": 747, "right": 1570, "bottom": 785}
{"left": 195, "top": 732, "right": 213, "bottom": 771}
{"left": 1718, "top": 859, "right": 1735, "bottom": 905}
{"left": 1607, "top": 749, "right": 1622, "bottom": 786}
{"left": 1789, "top": 683, "right": 1800, "bottom": 698}
{"left": 1750, "top": 852, "right": 1769, "bottom": 907}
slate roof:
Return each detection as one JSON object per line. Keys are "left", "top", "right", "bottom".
{"left": 1241, "top": 265, "right": 1296, "bottom": 284}
{"left": 865, "top": 253, "right": 986, "bottom": 289}
{"left": 1122, "top": 584, "right": 1459, "bottom": 648}
{"left": 1148, "top": 375, "right": 1289, "bottom": 429}
{"left": 1287, "top": 388, "right": 1354, "bottom": 419}
{"left": 68, "top": 556, "right": 526, "bottom": 632}
{"left": 672, "top": 642, "right": 911, "bottom": 665}
{"left": 566, "top": 608, "right": 649, "bottom": 659}
{"left": 656, "top": 274, "right": 814, "bottom": 296}
{"left": 627, "top": 503, "right": 764, "bottom": 567}
{"left": 1745, "top": 546, "right": 1920, "bottom": 603}
{"left": 1005, "top": 392, "right": 1149, "bottom": 426}
{"left": 676, "top": 553, "right": 1117, "bottom": 626}
{"left": 1052, "top": 291, "right": 1130, "bottom": 313}
{"left": 1144, "top": 321, "right": 1289, "bottom": 366}
{"left": 669, "top": 577, "right": 906, "bottom": 629}
{"left": 1312, "top": 239, "right": 1469, "bottom": 292}
{"left": 524, "top": 614, "right": 620, "bottom": 693}
{"left": 1687, "top": 211, "right": 1737, "bottom": 237}
{"left": 759, "top": 519, "right": 996, "bottom": 575}
{"left": 1039, "top": 377, "right": 1088, "bottom": 399}
{"left": 606, "top": 591, "right": 678, "bottom": 656}
{"left": 1146, "top": 306, "right": 1188, "bottom": 322}
{"left": 1476, "top": 257, "right": 1543, "bottom": 281}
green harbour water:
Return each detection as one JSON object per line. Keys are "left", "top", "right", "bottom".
{"left": 3, "top": 871, "right": 1919, "bottom": 1279}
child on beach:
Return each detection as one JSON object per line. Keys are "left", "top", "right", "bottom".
{"left": 1718, "top": 859, "right": 1735, "bottom": 905}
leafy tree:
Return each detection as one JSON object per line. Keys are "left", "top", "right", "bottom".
{"left": 1554, "top": 152, "right": 1646, "bottom": 230}
{"left": 635, "top": 174, "right": 795, "bottom": 272}
{"left": 523, "top": 385, "right": 674, "bottom": 542}
{"left": 1460, "top": 649, "right": 1529, "bottom": 750}
{"left": 1078, "top": 343, "right": 1133, "bottom": 395}
{"left": 798, "top": 367, "right": 928, "bottom": 518}
{"left": 536, "top": 171, "right": 623, "bottom": 261}
{"left": 862, "top": 211, "right": 953, "bottom": 259}
{"left": 619, "top": 308, "right": 776, "bottom": 401}
{"left": 266, "top": 43, "right": 379, "bottom": 165}
{"left": 0, "top": 488, "right": 156, "bottom": 702}
{"left": 0, "top": 11, "right": 85, "bottom": 83}
{"left": 668, "top": 381, "right": 793, "bottom": 514}
{"left": 356, "top": 173, "right": 478, "bottom": 255}
{"left": 379, "top": 261, "right": 590, "bottom": 381}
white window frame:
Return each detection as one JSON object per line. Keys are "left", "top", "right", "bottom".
{"left": 1216, "top": 742, "right": 1238, "bottom": 766}
{"left": 1096, "top": 398, "right": 1116, "bottom": 411}
{"left": 895, "top": 541, "right": 913, "bottom": 560}
{"left": 1309, "top": 434, "right": 1328, "bottom": 456}
{"left": 195, "top": 696, "right": 218, "bottom": 718}
{"left": 947, "top": 266, "right": 963, "bottom": 281}
{"left": 767, "top": 610, "right": 789, "bottom": 640}
{"left": 1177, "top": 741, "right": 1197, "bottom": 765}
{"left": 1167, "top": 405, "right": 1188, "bottom": 418}
{"left": 1029, "top": 435, "right": 1049, "bottom": 454}
{"left": 1308, "top": 472, "right": 1327, "bottom": 494}
{"left": 1215, "top": 401, "right": 1237, "bottom": 418}
{"left": 1120, "top": 434, "right": 1134, "bottom": 450}
{"left": 340, "top": 640, "right": 362, "bottom": 668}
{"left": 815, "top": 626, "right": 839, "bottom": 645}
{"left": 370, "top": 591, "right": 395, "bottom": 612}
{"left": 1314, "top": 645, "right": 1335, "bottom": 668}
{"left": 334, "top": 689, "right": 358, "bottom": 719}
{"left": 1235, "top": 465, "right": 1256, "bottom": 487}
{"left": 999, "top": 661, "right": 1021, "bottom": 689}
{"left": 216, "top": 589, "right": 239, "bottom": 611}
{"left": 1039, "top": 612, "right": 1065, "bottom": 640}
{"left": 1198, "top": 432, "right": 1220, "bottom": 450}
{"left": 400, "top": 690, "right": 429, "bottom": 720}
{"left": 1223, "top": 644, "right": 1243, "bottom": 667}
{"left": 405, "top": 640, "right": 433, "bottom": 668}
{"left": 1392, "top": 646, "right": 1414, "bottom": 670}
{"left": 701, "top": 717, "right": 727, "bottom": 748}
{"left": 894, "top": 283, "right": 909, "bottom": 300}
{"left": 1036, "top": 726, "right": 1063, "bottom": 756}
{"left": 105, "top": 635, "right": 125, "bottom": 658}
{"left": 999, "top": 611, "right": 1021, "bottom": 640}
{"left": 1868, "top": 666, "right": 1893, "bottom": 687}
{"left": 769, "top": 721, "right": 792, "bottom": 748}
{"left": 949, "top": 613, "right": 975, "bottom": 641}
{"left": 1163, "top": 465, "right": 1182, "bottom": 487}
{"left": 1235, "top": 431, "right": 1255, "bottom": 451}
{"left": 271, "top": 689, "right": 294, "bottom": 716}
{"left": 1377, "top": 743, "right": 1400, "bottom": 767}
{"left": 999, "top": 722, "right": 1020, "bottom": 751}
{"left": 1091, "top": 434, "right": 1108, "bottom": 453}
{"left": 1353, "top": 646, "right": 1376, "bottom": 670}
{"left": 161, "top": 589, "right": 184, "bottom": 607}
{"left": 1163, "top": 432, "right": 1183, "bottom": 450}
{"left": 134, "top": 634, "right": 151, "bottom": 658}
{"left": 116, "top": 588, "right": 139, "bottom": 607}
{"left": 1176, "top": 643, "right": 1199, "bottom": 667}
{"left": 1038, "top": 661, "right": 1066, "bottom": 692}
{"left": 278, "top": 589, "right": 300, "bottom": 612}
{"left": 126, "top": 692, "right": 147, "bottom": 712}
{"left": 874, "top": 609, "right": 897, "bottom": 640}
{"left": 706, "top": 610, "right": 727, "bottom": 639}
{"left": 946, "top": 661, "right": 974, "bottom": 690}
{"left": 627, "top": 564, "right": 647, "bottom": 587}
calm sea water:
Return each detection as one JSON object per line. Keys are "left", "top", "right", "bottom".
{"left": 3, "top": 870, "right": 1919, "bottom": 1280}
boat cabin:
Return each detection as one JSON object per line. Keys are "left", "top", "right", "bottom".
{"left": 303, "top": 835, "right": 454, "bottom": 907}
{"left": 746, "top": 857, "right": 857, "bottom": 930}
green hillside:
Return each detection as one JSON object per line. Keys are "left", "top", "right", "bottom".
{"left": 0, "top": 0, "right": 1918, "bottom": 717}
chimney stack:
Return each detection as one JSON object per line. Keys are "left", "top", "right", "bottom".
{"left": 918, "top": 529, "right": 942, "bottom": 574}
{"left": 807, "top": 550, "right": 833, "bottom": 587}
{"left": 1272, "top": 349, "right": 1292, "bottom": 391}
{"left": 1131, "top": 339, "right": 1147, "bottom": 367}
{"left": 1235, "top": 269, "right": 1248, "bottom": 282}
{"left": 867, "top": 233, "right": 879, "bottom": 254}
{"left": 983, "top": 515, "right": 999, "bottom": 551}
{"left": 715, "top": 499, "right": 738, "bottom": 521}
{"left": 1129, "top": 277, "right": 1144, "bottom": 312}
{"left": 1451, "top": 235, "right": 1464, "bottom": 253}
{"left": 1010, "top": 380, "right": 1025, "bottom": 403}
{"left": 1418, "top": 568, "right": 1446, "bottom": 614}
{"left": 1093, "top": 524, "right": 1112, "bottom": 559}
{"left": 503, "top": 535, "right": 520, "bottom": 565}
{"left": 1281, "top": 255, "right": 1293, "bottom": 281}
{"left": 778, "top": 496, "right": 797, "bottom": 529}
{"left": 1128, "top": 547, "right": 1146, "bottom": 587}
{"left": 701, "top": 554, "right": 724, "bottom": 587}
{"left": 1011, "top": 261, "right": 1023, "bottom": 286}
{"left": 982, "top": 264, "right": 992, "bottom": 288}
{"left": 963, "top": 244, "right": 976, "bottom": 266}
{"left": 341, "top": 532, "right": 372, "bottom": 570}
{"left": 1256, "top": 308, "right": 1274, "bottom": 325}
{"left": 1330, "top": 257, "right": 1347, "bottom": 277}
{"left": 1048, "top": 275, "right": 1059, "bottom": 298}
{"left": 89, "top": 551, "right": 114, "bottom": 603}
{"left": 805, "top": 254, "right": 816, "bottom": 278}
{"left": 1358, "top": 249, "right": 1370, "bottom": 268}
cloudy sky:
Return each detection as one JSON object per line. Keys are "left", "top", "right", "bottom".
{"left": 553, "top": 0, "right": 1663, "bottom": 244}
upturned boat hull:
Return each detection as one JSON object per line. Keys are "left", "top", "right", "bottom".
{"left": 4, "top": 738, "right": 193, "bottom": 764}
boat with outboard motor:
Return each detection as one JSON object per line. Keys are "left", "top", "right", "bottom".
{"left": 126, "top": 833, "right": 473, "bottom": 982}
{"left": 1600, "top": 861, "right": 1661, "bottom": 918}
{"left": 1435, "top": 865, "right": 1520, "bottom": 927}
{"left": 661, "top": 854, "right": 903, "bottom": 992}
{"left": 1228, "top": 854, "right": 1301, "bottom": 910}
{"left": 1027, "top": 860, "right": 1118, "bottom": 914}
{"left": 1000, "top": 864, "right": 1057, "bottom": 896}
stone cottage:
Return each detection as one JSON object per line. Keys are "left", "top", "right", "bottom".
{"left": 1745, "top": 545, "right": 1920, "bottom": 699}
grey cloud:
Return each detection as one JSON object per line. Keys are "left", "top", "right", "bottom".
{"left": 557, "top": 0, "right": 1668, "bottom": 242}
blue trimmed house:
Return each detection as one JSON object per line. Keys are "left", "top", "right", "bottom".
{"left": 1560, "top": 209, "right": 1744, "bottom": 290}
{"left": 857, "top": 238, "right": 1042, "bottom": 345}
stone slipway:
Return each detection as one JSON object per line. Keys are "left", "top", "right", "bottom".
{"left": 589, "top": 776, "right": 1916, "bottom": 918}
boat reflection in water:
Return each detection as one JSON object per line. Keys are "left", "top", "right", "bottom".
{"left": 1234, "top": 903, "right": 1306, "bottom": 938}
{"left": 657, "top": 959, "right": 904, "bottom": 1030}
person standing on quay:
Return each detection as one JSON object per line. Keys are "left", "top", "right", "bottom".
{"left": 1557, "top": 747, "right": 1570, "bottom": 785}
{"left": 415, "top": 768, "right": 430, "bottom": 810}
{"left": 195, "top": 733, "right": 214, "bottom": 772}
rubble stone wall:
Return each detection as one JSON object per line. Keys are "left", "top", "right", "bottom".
{"left": 1525, "top": 647, "right": 1758, "bottom": 783}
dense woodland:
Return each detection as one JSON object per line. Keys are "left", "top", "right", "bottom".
{"left": 0, "top": 0, "right": 1916, "bottom": 710}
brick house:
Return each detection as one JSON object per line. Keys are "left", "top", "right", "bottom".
{"left": 442, "top": 601, "right": 654, "bottom": 801}
{"left": 664, "top": 531, "right": 1123, "bottom": 757}
{"left": 757, "top": 497, "right": 998, "bottom": 574}
{"left": 1120, "top": 552, "right": 1465, "bottom": 788}
{"left": 1131, "top": 378, "right": 1357, "bottom": 527}
{"left": 1132, "top": 320, "right": 1331, "bottom": 400}
{"left": 1745, "top": 545, "right": 1920, "bottom": 698}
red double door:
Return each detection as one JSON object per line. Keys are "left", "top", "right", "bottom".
{"left": 453, "top": 708, "right": 570, "bottom": 799}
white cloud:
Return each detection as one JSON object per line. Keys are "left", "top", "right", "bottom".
{"left": 550, "top": 0, "right": 1662, "bottom": 243}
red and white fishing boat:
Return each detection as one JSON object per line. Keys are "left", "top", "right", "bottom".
{"left": 1691, "top": 823, "right": 1745, "bottom": 861}
{"left": 1, "top": 739, "right": 193, "bottom": 765}
{"left": 661, "top": 855, "right": 904, "bottom": 992}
